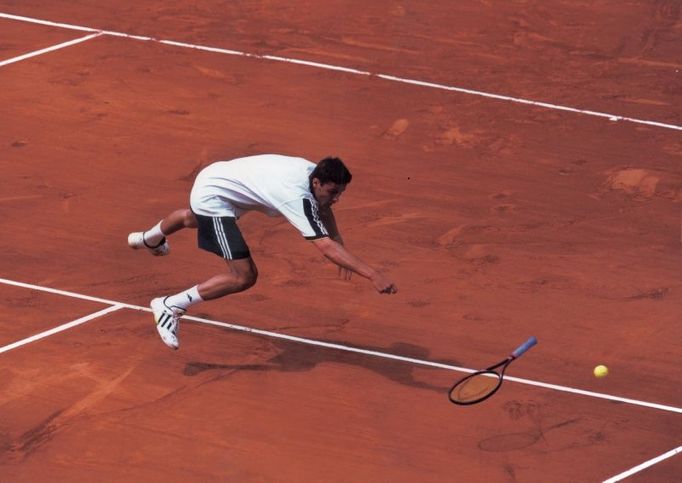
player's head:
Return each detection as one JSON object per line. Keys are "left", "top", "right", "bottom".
{"left": 310, "top": 157, "right": 352, "bottom": 207}
{"left": 311, "top": 157, "right": 352, "bottom": 185}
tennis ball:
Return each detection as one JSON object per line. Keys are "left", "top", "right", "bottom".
{"left": 593, "top": 365, "right": 609, "bottom": 378}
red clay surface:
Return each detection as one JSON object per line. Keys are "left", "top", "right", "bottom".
{"left": 0, "top": 1, "right": 681, "bottom": 482}
{"left": 0, "top": 285, "right": 104, "bottom": 346}
{"left": 0, "top": 19, "right": 83, "bottom": 61}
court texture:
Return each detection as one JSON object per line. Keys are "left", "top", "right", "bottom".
{"left": 0, "top": 1, "right": 680, "bottom": 482}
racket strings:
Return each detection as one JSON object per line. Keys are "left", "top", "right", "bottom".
{"left": 449, "top": 372, "right": 501, "bottom": 404}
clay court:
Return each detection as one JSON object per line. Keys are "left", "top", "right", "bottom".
{"left": 0, "top": 1, "right": 680, "bottom": 481}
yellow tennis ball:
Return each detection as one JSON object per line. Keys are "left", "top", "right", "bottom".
{"left": 594, "top": 365, "right": 609, "bottom": 378}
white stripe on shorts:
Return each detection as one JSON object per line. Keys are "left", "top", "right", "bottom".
{"left": 212, "top": 218, "right": 232, "bottom": 259}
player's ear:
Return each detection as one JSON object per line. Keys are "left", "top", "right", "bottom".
{"left": 311, "top": 178, "right": 321, "bottom": 189}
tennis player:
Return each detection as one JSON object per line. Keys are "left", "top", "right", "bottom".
{"left": 128, "top": 154, "right": 398, "bottom": 350}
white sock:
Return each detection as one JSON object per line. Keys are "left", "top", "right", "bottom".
{"left": 165, "top": 285, "right": 203, "bottom": 312}
{"left": 143, "top": 221, "right": 165, "bottom": 247}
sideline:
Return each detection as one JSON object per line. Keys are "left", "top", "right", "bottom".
{"left": 1, "top": 11, "right": 681, "bottom": 131}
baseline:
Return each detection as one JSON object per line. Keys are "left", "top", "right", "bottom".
{"left": 0, "top": 12, "right": 680, "bottom": 131}
{"left": 602, "top": 446, "right": 682, "bottom": 483}
{"left": 0, "top": 277, "right": 680, "bottom": 415}
{"left": 0, "top": 32, "right": 102, "bottom": 67}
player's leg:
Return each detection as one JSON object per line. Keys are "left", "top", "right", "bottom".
{"left": 151, "top": 214, "right": 254, "bottom": 350}
{"left": 198, "top": 257, "right": 258, "bottom": 299}
{"left": 128, "top": 208, "right": 197, "bottom": 256}
{"left": 159, "top": 208, "right": 198, "bottom": 235}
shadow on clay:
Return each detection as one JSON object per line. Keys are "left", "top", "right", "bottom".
{"left": 184, "top": 338, "right": 462, "bottom": 394}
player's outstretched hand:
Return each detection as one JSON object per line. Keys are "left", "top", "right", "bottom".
{"left": 371, "top": 272, "right": 398, "bottom": 294}
{"left": 338, "top": 265, "right": 353, "bottom": 281}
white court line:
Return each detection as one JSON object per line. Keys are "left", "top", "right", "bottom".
{"left": 0, "top": 32, "right": 102, "bottom": 67}
{"left": 0, "top": 12, "right": 98, "bottom": 33}
{"left": 0, "top": 11, "right": 680, "bottom": 131}
{"left": 602, "top": 445, "right": 682, "bottom": 482}
{"left": 0, "top": 304, "right": 123, "bottom": 354}
{"left": 1, "top": 277, "right": 681, "bottom": 415}
{"left": 188, "top": 315, "right": 682, "bottom": 415}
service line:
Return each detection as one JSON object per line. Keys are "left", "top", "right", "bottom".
{"left": 0, "top": 304, "right": 123, "bottom": 354}
{"left": 0, "top": 32, "right": 102, "bottom": 67}
{"left": 602, "top": 445, "right": 682, "bottom": 483}
{"left": 0, "top": 276, "right": 681, "bottom": 415}
{"left": 0, "top": 11, "right": 681, "bottom": 131}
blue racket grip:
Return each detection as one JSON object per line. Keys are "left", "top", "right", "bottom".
{"left": 512, "top": 336, "right": 537, "bottom": 358}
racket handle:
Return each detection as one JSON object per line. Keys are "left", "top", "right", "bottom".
{"left": 512, "top": 336, "right": 538, "bottom": 358}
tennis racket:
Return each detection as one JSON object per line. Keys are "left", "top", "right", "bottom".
{"left": 448, "top": 336, "right": 537, "bottom": 406}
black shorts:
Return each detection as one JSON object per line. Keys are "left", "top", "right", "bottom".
{"left": 194, "top": 213, "right": 251, "bottom": 260}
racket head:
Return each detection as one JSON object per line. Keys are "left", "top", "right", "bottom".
{"left": 448, "top": 369, "right": 503, "bottom": 405}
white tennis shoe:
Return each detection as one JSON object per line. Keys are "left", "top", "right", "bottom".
{"left": 127, "top": 232, "right": 170, "bottom": 256}
{"left": 151, "top": 297, "right": 185, "bottom": 350}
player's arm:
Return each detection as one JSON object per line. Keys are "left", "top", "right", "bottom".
{"left": 318, "top": 207, "right": 343, "bottom": 245}
{"left": 318, "top": 207, "right": 352, "bottom": 279}
{"left": 311, "top": 237, "right": 397, "bottom": 294}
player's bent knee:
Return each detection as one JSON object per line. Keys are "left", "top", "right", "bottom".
{"left": 184, "top": 209, "right": 198, "bottom": 228}
{"left": 239, "top": 271, "right": 258, "bottom": 290}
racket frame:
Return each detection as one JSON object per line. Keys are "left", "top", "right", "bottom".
{"left": 448, "top": 336, "right": 537, "bottom": 406}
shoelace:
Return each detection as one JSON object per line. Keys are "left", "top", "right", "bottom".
{"left": 164, "top": 303, "right": 185, "bottom": 326}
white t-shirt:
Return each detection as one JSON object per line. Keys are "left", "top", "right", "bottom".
{"left": 190, "top": 154, "right": 329, "bottom": 239}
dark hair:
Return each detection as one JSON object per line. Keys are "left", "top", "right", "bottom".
{"left": 310, "top": 156, "right": 352, "bottom": 185}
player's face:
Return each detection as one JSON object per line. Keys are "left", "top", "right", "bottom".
{"left": 312, "top": 179, "right": 346, "bottom": 207}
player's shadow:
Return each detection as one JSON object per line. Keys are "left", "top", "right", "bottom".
{"left": 184, "top": 338, "right": 461, "bottom": 394}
